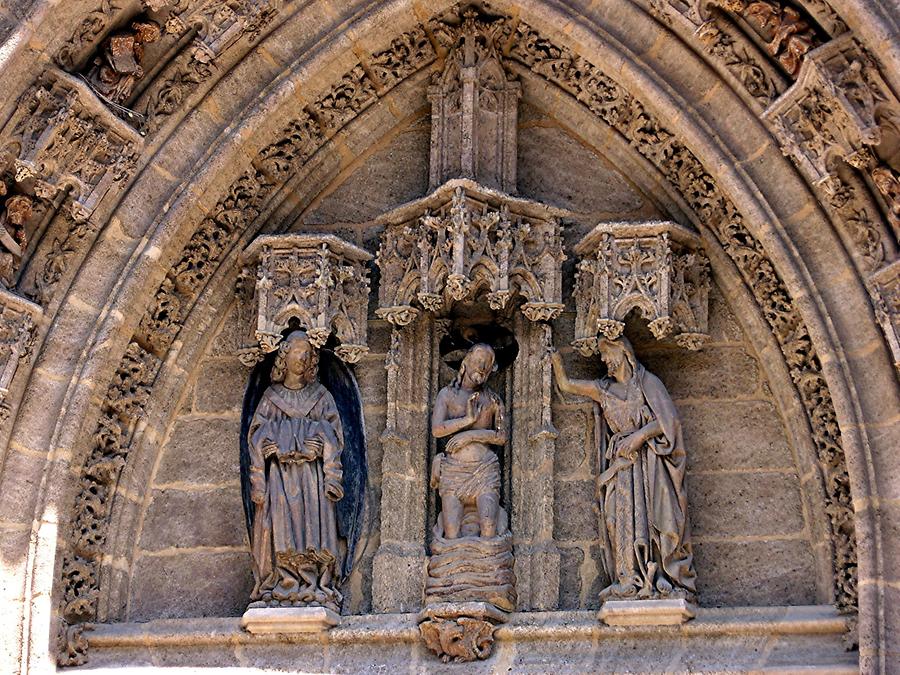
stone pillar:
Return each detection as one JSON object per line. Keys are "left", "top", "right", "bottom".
{"left": 510, "top": 316, "right": 560, "bottom": 610}
{"left": 371, "top": 316, "right": 434, "bottom": 612}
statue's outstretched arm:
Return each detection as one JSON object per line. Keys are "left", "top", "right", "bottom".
{"left": 550, "top": 350, "right": 604, "bottom": 403}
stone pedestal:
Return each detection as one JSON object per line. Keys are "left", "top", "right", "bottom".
{"left": 599, "top": 598, "right": 697, "bottom": 626}
{"left": 417, "top": 601, "right": 509, "bottom": 663}
{"left": 240, "top": 607, "right": 340, "bottom": 634}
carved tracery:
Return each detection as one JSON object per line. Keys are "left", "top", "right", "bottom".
{"left": 573, "top": 221, "right": 711, "bottom": 353}
{"left": 239, "top": 234, "right": 371, "bottom": 364}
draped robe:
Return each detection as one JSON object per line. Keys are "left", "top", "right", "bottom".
{"left": 247, "top": 381, "right": 344, "bottom": 608}
{"left": 595, "top": 365, "right": 696, "bottom": 600}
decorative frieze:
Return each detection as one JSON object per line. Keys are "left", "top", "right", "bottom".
{"left": 0, "top": 288, "right": 41, "bottom": 423}
{"left": 239, "top": 234, "right": 371, "bottom": 365}
{"left": 376, "top": 183, "right": 565, "bottom": 325}
{"left": 572, "top": 221, "right": 710, "bottom": 353}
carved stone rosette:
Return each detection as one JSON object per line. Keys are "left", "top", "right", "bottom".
{"left": 0, "top": 288, "right": 41, "bottom": 423}
{"left": 239, "top": 234, "right": 371, "bottom": 364}
{"left": 763, "top": 34, "right": 892, "bottom": 195}
{"left": 572, "top": 221, "right": 710, "bottom": 354}
{"left": 376, "top": 181, "right": 565, "bottom": 325}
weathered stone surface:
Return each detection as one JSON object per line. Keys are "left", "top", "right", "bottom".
{"left": 139, "top": 487, "right": 247, "bottom": 551}
{"left": 518, "top": 124, "right": 646, "bottom": 216}
{"left": 557, "top": 545, "right": 585, "bottom": 610}
{"left": 641, "top": 347, "right": 760, "bottom": 400}
{"left": 191, "top": 359, "right": 248, "bottom": 413}
{"left": 155, "top": 417, "right": 242, "bottom": 486}
{"left": 688, "top": 471, "right": 806, "bottom": 538}
{"left": 680, "top": 401, "right": 794, "bottom": 472}
{"left": 129, "top": 551, "right": 253, "bottom": 621}
{"left": 553, "top": 479, "right": 598, "bottom": 542}
{"left": 693, "top": 539, "right": 818, "bottom": 606}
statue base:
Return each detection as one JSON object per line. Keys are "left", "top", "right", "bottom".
{"left": 599, "top": 598, "right": 696, "bottom": 626}
{"left": 240, "top": 606, "right": 340, "bottom": 634}
{"left": 417, "top": 601, "right": 509, "bottom": 663}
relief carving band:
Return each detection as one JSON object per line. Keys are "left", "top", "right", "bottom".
{"left": 245, "top": 331, "right": 345, "bottom": 613}
{"left": 551, "top": 337, "right": 696, "bottom": 604}
{"left": 419, "top": 342, "right": 516, "bottom": 663}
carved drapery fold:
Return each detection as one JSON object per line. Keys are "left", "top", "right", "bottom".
{"left": 239, "top": 234, "right": 371, "bottom": 364}
{"left": 572, "top": 221, "right": 711, "bottom": 353}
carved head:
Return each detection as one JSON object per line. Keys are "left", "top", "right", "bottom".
{"left": 455, "top": 343, "right": 497, "bottom": 389}
{"left": 5, "top": 195, "right": 33, "bottom": 226}
{"left": 597, "top": 336, "right": 638, "bottom": 382}
{"left": 271, "top": 330, "right": 319, "bottom": 388}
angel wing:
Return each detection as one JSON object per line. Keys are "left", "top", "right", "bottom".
{"left": 239, "top": 347, "right": 368, "bottom": 582}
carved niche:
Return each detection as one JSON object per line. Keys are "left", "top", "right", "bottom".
{"left": 572, "top": 221, "right": 711, "bottom": 354}
{"left": 763, "top": 34, "right": 895, "bottom": 196}
{"left": 376, "top": 182, "right": 565, "bottom": 326}
{"left": 871, "top": 259, "right": 900, "bottom": 371}
{"left": 0, "top": 288, "right": 41, "bottom": 423}
{"left": 239, "top": 234, "right": 371, "bottom": 364}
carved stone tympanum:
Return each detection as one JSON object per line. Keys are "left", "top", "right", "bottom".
{"left": 572, "top": 221, "right": 710, "bottom": 353}
{"left": 240, "top": 234, "right": 371, "bottom": 364}
{"left": 551, "top": 336, "right": 697, "bottom": 612}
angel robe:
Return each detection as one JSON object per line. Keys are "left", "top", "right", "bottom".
{"left": 247, "top": 381, "right": 344, "bottom": 607}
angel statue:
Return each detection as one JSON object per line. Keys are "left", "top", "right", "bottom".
{"left": 551, "top": 336, "right": 696, "bottom": 602}
{"left": 242, "top": 330, "right": 366, "bottom": 613}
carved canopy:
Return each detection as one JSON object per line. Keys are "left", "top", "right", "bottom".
{"left": 375, "top": 180, "right": 566, "bottom": 325}
{"left": 572, "top": 220, "right": 711, "bottom": 354}
{"left": 239, "top": 234, "right": 371, "bottom": 364}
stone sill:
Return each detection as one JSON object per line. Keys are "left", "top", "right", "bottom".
{"left": 89, "top": 605, "right": 847, "bottom": 648}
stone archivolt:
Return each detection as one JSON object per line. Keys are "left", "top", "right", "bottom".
{"left": 44, "top": 3, "right": 872, "bottom": 667}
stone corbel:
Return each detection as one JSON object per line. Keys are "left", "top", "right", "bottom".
{"left": 238, "top": 234, "right": 371, "bottom": 364}
{"left": 572, "top": 221, "right": 710, "bottom": 354}
{"left": 0, "top": 288, "right": 41, "bottom": 423}
{"left": 763, "top": 34, "right": 894, "bottom": 195}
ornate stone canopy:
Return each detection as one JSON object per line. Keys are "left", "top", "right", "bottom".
{"left": 572, "top": 220, "right": 711, "bottom": 354}
{"left": 239, "top": 233, "right": 371, "bottom": 364}
{"left": 375, "top": 179, "right": 566, "bottom": 326}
